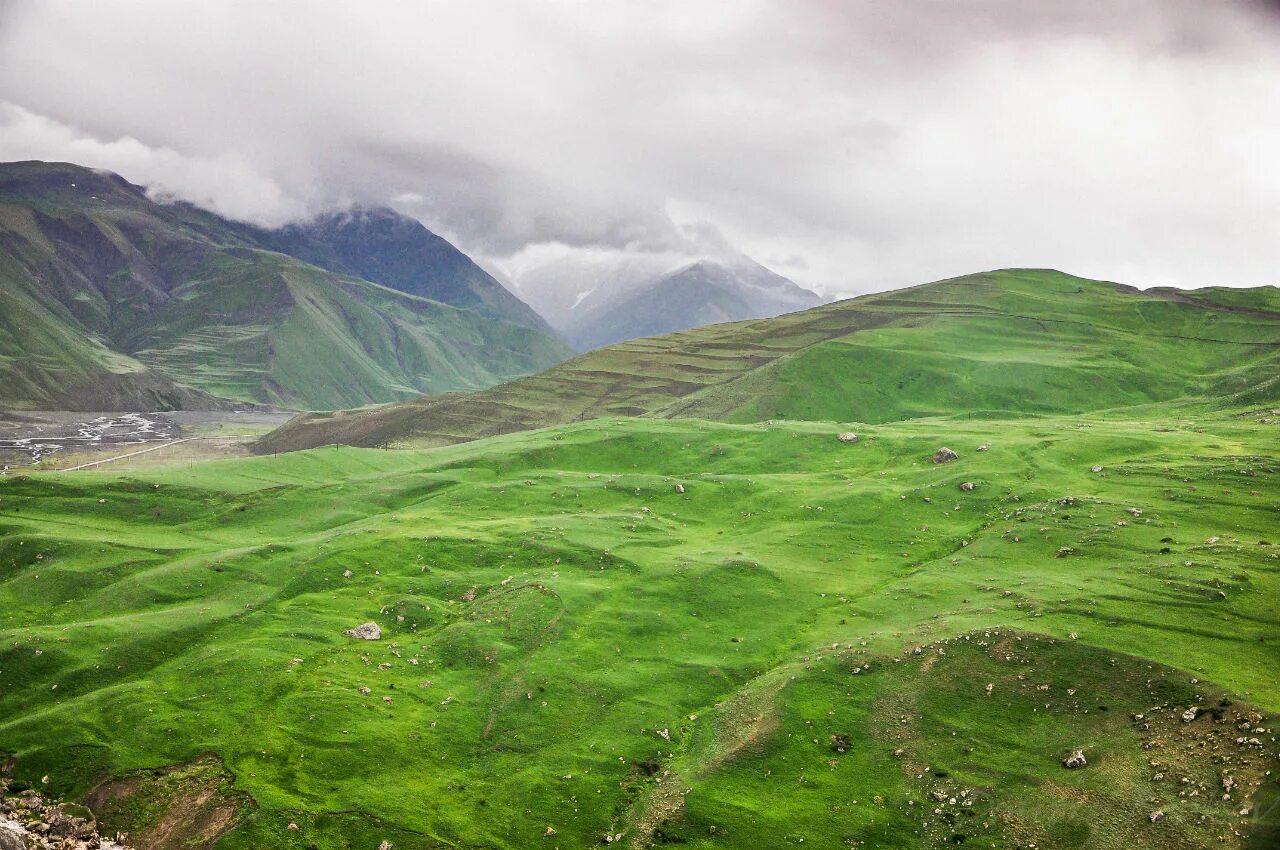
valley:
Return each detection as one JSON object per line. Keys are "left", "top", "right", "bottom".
{"left": 1, "top": 406, "right": 1277, "bottom": 848}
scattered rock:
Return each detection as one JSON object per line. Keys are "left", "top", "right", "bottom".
{"left": 836, "top": 432, "right": 859, "bottom": 444}
{"left": 1055, "top": 547, "right": 1075, "bottom": 558}
{"left": 959, "top": 481, "right": 975, "bottom": 492}
{"left": 544, "top": 826, "right": 557, "bottom": 837}
{"left": 976, "top": 444, "right": 990, "bottom": 452}
{"left": 1182, "top": 706, "right": 1199, "bottom": 723}
{"left": 343, "top": 622, "right": 381, "bottom": 641}
{"left": 1148, "top": 810, "right": 1165, "bottom": 823}
{"left": 932, "top": 447, "right": 959, "bottom": 464}
{"left": 342, "top": 569, "right": 352, "bottom": 578}
{"left": 1091, "top": 464, "right": 1103, "bottom": 473}
{"left": 1062, "top": 749, "right": 1087, "bottom": 769}
{"left": 674, "top": 483, "right": 686, "bottom": 494}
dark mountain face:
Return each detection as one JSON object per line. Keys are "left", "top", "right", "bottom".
{"left": 249, "top": 207, "right": 555, "bottom": 333}
{"left": 0, "top": 161, "right": 572, "bottom": 411}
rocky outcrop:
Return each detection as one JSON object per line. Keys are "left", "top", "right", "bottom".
{"left": 0, "top": 782, "right": 132, "bottom": 850}
{"left": 344, "top": 622, "right": 382, "bottom": 640}
{"left": 932, "top": 447, "right": 958, "bottom": 464}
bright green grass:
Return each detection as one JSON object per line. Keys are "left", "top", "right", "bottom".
{"left": 262, "top": 269, "right": 1280, "bottom": 452}
{"left": 0, "top": 163, "right": 573, "bottom": 411}
{"left": 2, "top": 410, "right": 1277, "bottom": 848}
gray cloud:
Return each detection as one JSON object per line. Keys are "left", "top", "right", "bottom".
{"left": 1, "top": 0, "right": 1277, "bottom": 297}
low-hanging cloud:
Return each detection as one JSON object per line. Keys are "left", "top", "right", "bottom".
{"left": 0, "top": 103, "right": 308, "bottom": 226}
{"left": 1, "top": 0, "right": 1277, "bottom": 297}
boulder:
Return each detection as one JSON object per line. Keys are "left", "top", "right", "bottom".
{"left": 1062, "top": 749, "right": 1087, "bottom": 769}
{"left": 959, "top": 481, "right": 975, "bottom": 492}
{"left": 836, "top": 432, "right": 859, "bottom": 444}
{"left": 343, "top": 622, "right": 381, "bottom": 640}
{"left": 0, "top": 823, "right": 30, "bottom": 850}
{"left": 932, "top": 447, "right": 958, "bottom": 464}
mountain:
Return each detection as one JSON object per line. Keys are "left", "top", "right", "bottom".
{"left": 568, "top": 259, "right": 824, "bottom": 351}
{"left": 246, "top": 206, "right": 556, "bottom": 333}
{"left": 0, "top": 161, "right": 571, "bottom": 411}
{"left": 513, "top": 248, "right": 823, "bottom": 350}
{"left": 259, "top": 268, "right": 1280, "bottom": 452}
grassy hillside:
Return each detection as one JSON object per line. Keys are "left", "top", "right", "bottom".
{"left": 260, "top": 269, "right": 1280, "bottom": 452}
{"left": 2, "top": 409, "right": 1277, "bottom": 848}
{"left": 0, "top": 161, "right": 571, "bottom": 411}
{"left": 245, "top": 207, "right": 557, "bottom": 334}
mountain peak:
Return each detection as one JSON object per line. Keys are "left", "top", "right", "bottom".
{"left": 251, "top": 206, "right": 558, "bottom": 334}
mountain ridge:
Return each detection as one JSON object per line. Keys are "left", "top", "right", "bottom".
{"left": 0, "top": 160, "right": 572, "bottom": 411}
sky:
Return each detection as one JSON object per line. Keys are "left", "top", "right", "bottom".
{"left": 1, "top": 0, "right": 1278, "bottom": 299}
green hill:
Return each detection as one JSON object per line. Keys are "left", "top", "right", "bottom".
{"left": 0, "top": 161, "right": 572, "bottom": 411}
{"left": 260, "top": 269, "right": 1280, "bottom": 452}
{"left": 3, "top": 410, "right": 1278, "bottom": 848}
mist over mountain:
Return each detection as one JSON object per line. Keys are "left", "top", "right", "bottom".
{"left": 509, "top": 224, "right": 823, "bottom": 349}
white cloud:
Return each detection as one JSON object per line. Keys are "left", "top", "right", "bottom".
{"left": 0, "top": 103, "right": 307, "bottom": 226}
{"left": 1, "top": 0, "right": 1277, "bottom": 296}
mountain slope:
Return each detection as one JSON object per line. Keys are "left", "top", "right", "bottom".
{"left": 513, "top": 248, "right": 823, "bottom": 350}
{"left": 0, "top": 161, "right": 571, "bottom": 410}
{"left": 259, "top": 268, "right": 1280, "bottom": 452}
{"left": 568, "top": 259, "right": 823, "bottom": 350}
{"left": 247, "top": 207, "right": 556, "bottom": 333}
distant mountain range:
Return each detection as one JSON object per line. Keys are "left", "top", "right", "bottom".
{"left": 513, "top": 248, "right": 823, "bottom": 350}
{"left": 0, "top": 161, "right": 571, "bottom": 411}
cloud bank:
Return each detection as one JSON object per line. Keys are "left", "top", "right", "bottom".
{"left": 1, "top": 0, "right": 1278, "bottom": 296}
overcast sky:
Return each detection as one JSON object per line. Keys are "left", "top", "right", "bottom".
{"left": 1, "top": 0, "right": 1278, "bottom": 297}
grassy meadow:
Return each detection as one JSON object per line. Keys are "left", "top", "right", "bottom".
{"left": 2, "top": 409, "right": 1277, "bottom": 848}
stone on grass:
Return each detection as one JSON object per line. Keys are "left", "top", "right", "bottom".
{"left": 959, "top": 481, "right": 975, "bottom": 492}
{"left": 1149, "top": 810, "right": 1165, "bottom": 823}
{"left": 1182, "top": 706, "right": 1199, "bottom": 723}
{"left": 1056, "top": 547, "right": 1075, "bottom": 558}
{"left": 344, "top": 622, "right": 381, "bottom": 640}
{"left": 674, "top": 483, "right": 686, "bottom": 494}
{"left": 1062, "top": 749, "right": 1087, "bottom": 769}
{"left": 836, "top": 432, "right": 859, "bottom": 444}
{"left": 932, "top": 447, "right": 959, "bottom": 464}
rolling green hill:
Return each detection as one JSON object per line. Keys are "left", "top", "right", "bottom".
{"left": 0, "top": 161, "right": 572, "bottom": 411}
{"left": 2, "top": 410, "right": 1278, "bottom": 849}
{"left": 260, "top": 269, "right": 1280, "bottom": 452}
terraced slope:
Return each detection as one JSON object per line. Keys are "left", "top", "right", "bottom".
{"left": 0, "top": 161, "right": 571, "bottom": 411}
{"left": 2, "top": 410, "right": 1278, "bottom": 849}
{"left": 260, "top": 269, "right": 1280, "bottom": 451}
